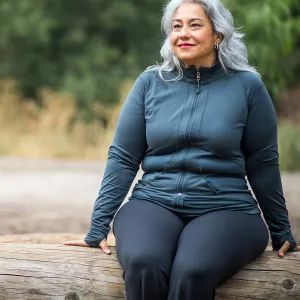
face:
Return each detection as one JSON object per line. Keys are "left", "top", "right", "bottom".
{"left": 171, "top": 2, "right": 221, "bottom": 68}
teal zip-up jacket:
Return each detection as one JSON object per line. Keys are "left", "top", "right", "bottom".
{"left": 85, "top": 61, "right": 296, "bottom": 251}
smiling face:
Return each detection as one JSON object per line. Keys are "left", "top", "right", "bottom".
{"left": 171, "top": 2, "right": 221, "bottom": 68}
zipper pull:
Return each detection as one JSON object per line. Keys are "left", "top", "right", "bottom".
{"left": 196, "top": 71, "right": 200, "bottom": 94}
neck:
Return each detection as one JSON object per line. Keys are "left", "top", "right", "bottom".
{"left": 182, "top": 54, "right": 217, "bottom": 69}
{"left": 180, "top": 59, "right": 224, "bottom": 84}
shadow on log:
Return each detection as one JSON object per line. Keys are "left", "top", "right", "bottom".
{"left": 0, "top": 243, "right": 299, "bottom": 300}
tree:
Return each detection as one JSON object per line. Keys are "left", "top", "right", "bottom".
{"left": 0, "top": 0, "right": 299, "bottom": 117}
{"left": 224, "top": 0, "right": 300, "bottom": 102}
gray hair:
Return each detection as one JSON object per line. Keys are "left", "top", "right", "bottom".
{"left": 147, "top": 0, "right": 260, "bottom": 80}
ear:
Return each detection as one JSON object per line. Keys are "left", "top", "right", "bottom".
{"left": 215, "top": 32, "right": 223, "bottom": 44}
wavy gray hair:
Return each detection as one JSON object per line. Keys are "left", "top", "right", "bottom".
{"left": 147, "top": 0, "right": 259, "bottom": 79}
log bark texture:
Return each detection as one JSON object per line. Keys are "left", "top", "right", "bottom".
{"left": 0, "top": 243, "right": 299, "bottom": 300}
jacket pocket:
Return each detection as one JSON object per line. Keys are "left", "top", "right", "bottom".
{"left": 142, "top": 172, "right": 162, "bottom": 182}
{"left": 204, "top": 177, "right": 221, "bottom": 194}
{"left": 204, "top": 176, "right": 249, "bottom": 195}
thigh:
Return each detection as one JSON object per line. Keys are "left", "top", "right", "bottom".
{"left": 113, "top": 200, "right": 185, "bottom": 274}
{"left": 171, "top": 210, "right": 269, "bottom": 284}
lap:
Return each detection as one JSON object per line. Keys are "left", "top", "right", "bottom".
{"left": 113, "top": 201, "right": 269, "bottom": 283}
{"left": 171, "top": 210, "right": 269, "bottom": 283}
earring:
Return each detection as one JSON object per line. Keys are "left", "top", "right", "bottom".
{"left": 215, "top": 44, "right": 219, "bottom": 50}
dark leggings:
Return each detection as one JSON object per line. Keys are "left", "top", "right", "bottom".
{"left": 113, "top": 200, "right": 269, "bottom": 300}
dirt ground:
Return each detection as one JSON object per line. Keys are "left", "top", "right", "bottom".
{"left": 0, "top": 157, "right": 299, "bottom": 245}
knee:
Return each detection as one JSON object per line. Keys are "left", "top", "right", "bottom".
{"left": 171, "top": 259, "right": 216, "bottom": 286}
{"left": 124, "top": 250, "right": 167, "bottom": 279}
{"left": 128, "top": 252, "right": 154, "bottom": 271}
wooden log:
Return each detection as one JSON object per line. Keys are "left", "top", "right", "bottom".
{"left": 0, "top": 243, "right": 299, "bottom": 300}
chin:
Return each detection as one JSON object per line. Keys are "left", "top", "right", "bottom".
{"left": 179, "top": 57, "right": 198, "bottom": 66}
{"left": 177, "top": 55, "right": 197, "bottom": 63}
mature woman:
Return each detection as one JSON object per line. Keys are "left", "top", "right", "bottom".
{"left": 64, "top": 0, "right": 299, "bottom": 299}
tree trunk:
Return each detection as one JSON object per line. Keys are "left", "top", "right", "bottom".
{"left": 0, "top": 243, "right": 299, "bottom": 300}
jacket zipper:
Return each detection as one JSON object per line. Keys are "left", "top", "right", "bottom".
{"left": 176, "top": 72, "right": 201, "bottom": 204}
{"left": 196, "top": 70, "right": 201, "bottom": 94}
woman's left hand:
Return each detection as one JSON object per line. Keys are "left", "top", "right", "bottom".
{"left": 278, "top": 241, "right": 300, "bottom": 258}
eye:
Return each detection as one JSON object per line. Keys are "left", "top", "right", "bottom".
{"left": 173, "top": 24, "right": 181, "bottom": 29}
{"left": 172, "top": 24, "right": 182, "bottom": 31}
{"left": 191, "top": 23, "right": 201, "bottom": 27}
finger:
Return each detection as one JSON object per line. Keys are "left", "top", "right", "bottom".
{"left": 278, "top": 241, "right": 290, "bottom": 258}
{"left": 99, "top": 239, "right": 111, "bottom": 255}
{"left": 63, "top": 240, "right": 88, "bottom": 247}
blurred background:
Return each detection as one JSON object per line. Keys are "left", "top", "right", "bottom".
{"left": 0, "top": 0, "right": 299, "bottom": 244}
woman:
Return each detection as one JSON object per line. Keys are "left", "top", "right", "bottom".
{"left": 64, "top": 0, "right": 300, "bottom": 299}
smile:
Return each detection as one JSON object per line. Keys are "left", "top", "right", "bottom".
{"left": 178, "top": 43, "right": 195, "bottom": 48}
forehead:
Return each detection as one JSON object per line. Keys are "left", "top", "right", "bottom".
{"left": 173, "top": 2, "right": 207, "bottom": 20}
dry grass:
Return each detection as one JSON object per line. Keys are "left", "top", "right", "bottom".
{"left": 0, "top": 79, "right": 133, "bottom": 160}
{"left": 0, "top": 79, "right": 300, "bottom": 171}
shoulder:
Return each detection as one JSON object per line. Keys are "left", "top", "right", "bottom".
{"left": 229, "top": 71, "right": 271, "bottom": 106}
{"left": 134, "top": 68, "right": 173, "bottom": 95}
{"left": 138, "top": 68, "right": 160, "bottom": 86}
{"left": 232, "top": 71, "right": 274, "bottom": 111}
{"left": 233, "top": 71, "right": 264, "bottom": 92}
{"left": 126, "top": 69, "right": 159, "bottom": 96}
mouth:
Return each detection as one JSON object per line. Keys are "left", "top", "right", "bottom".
{"left": 178, "top": 43, "right": 195, "bottom": 48}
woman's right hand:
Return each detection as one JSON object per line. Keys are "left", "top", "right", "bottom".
{"left": 63, "top": 238, "right": 112, "bottom": 255}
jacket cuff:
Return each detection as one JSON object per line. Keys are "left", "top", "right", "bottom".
{"left": 84, "top": 230, "right": 106, "bottom": 248}
{"left": 271, "top": 231, "right": 297, "bottom": 251}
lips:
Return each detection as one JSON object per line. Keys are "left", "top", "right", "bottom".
{"left": 178, "top": 43, "right": 195, "bottom": 48}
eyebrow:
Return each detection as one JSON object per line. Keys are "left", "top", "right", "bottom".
{"left": 173, "top": 18, "right": 204, "bottom": 22}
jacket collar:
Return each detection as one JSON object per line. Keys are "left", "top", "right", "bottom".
{"left": 180, "top": 59, "right": 226, "bottom": 84}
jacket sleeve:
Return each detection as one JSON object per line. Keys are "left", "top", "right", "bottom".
{"left": 242, "top": 83, "right": 297, "bottom": 251}
{"left": 84, "top": 76, "right": 148, "bottom": 247}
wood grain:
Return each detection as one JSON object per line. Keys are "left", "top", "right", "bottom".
{"left": 0, "top": 244, "right": 299, "bottom": 299}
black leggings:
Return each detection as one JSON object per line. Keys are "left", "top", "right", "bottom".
{"left": 113, "top": 200, "right": 269, "bottom": 300}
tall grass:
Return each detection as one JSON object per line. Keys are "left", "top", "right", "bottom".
{"left": 278, "top": 121, "right": 300, "bottom": 172}
{"left": 0, "top": 80, "right": 128, "bottom": 159}
{"left": 0, "top": 79, "right": 300, "bottom": 171}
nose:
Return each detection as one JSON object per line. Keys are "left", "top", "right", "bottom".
{"left": 179, "top": 25, "right": 191, "bottom": 39}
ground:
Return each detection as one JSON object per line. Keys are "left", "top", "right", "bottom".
{"left": 0, "top": 157, "right": 299, "bottom": 246}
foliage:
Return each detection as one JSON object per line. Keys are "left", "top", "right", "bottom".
{"left": 0, "top": 0, "right": 162, "bottom": 119}
{"left": 0, "top": 0, "right": 299, "bottom": 114}
{"left": 224, "top": 0, "right": 300, "bottom": 103}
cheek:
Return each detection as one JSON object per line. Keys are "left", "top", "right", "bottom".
{"left": 194, "top": 29, "right": 214, "bottom": 44}
{"left": 170, "top": 34, "right": 176, "bottom": 46}
{"left": 195, "top": 36, "right": 215, "bottom": 51}
{"left": 170, "top": 35, "right": 178, "bottom": 52}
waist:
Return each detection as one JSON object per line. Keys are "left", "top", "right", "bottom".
{"left": 142, "top": 150, "right": 246, "bottom": 177}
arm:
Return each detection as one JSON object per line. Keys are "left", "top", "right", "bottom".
{"left": 84, "top": 76, "right": 148, "bottom": 247}
{"left": 242, "top": 83, "right": 297, "bottom": 251}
